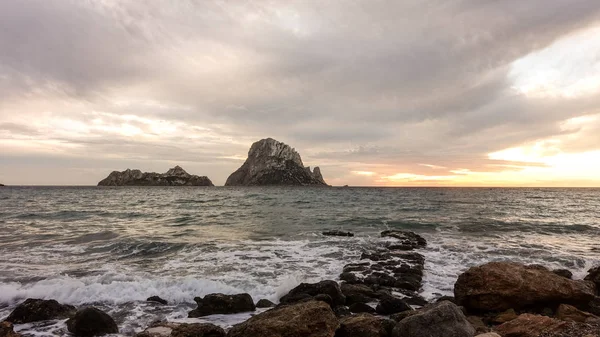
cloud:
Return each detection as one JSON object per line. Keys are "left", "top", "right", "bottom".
{"left": 1, "top": 0, "right": 600, "bottom": 185}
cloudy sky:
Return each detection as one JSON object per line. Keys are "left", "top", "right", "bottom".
{"left": 1, "top": 0, "right": 600, "bottom": 186}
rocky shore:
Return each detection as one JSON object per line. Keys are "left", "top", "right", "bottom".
{"left": 97, "top": 166, "right": 214, "bottom": 186}
{"left": 3, "top": 231, "right": 600, "bottom": 337}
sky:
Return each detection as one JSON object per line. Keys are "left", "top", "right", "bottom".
{"left": 1, "top": 0, "right": 600, "bottom": 187}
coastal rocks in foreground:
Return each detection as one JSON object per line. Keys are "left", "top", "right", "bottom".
{"left": 66, "top": 307, "right": 118, "bottom": 336}
{"left": 188, "top": 293, "right": 255, "bottom": 317}
{"left": 454, "top": 262, "right": 596, "bottom": 312}
{"left": 393, "top": 301, "right": 475, "bottom": 337}
{"left": 97, "top": 166, "right": 214, "bottom": 186}
{"left": 279, "top": 280, "right": 346, "bottom": 306}
{"left": 136, "top": 322, "right": 225, "bottom": 337}
{"left": 225, "top": 138, "right": 328, "bottom": 186}
{"left": 227, "top": 301, "right": 338, "bottom": 337}
{"left": 6, "top": 298, "right": 76, "bottom": 324}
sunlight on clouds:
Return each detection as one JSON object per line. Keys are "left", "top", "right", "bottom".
{"left": 352, "top": 171, "right": 376, "bottom": 176}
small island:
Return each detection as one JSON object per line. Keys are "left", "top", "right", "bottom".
{"left": 97, "top": 166, "right": 214, "bottom": 186}
{"left": 225, "top": 138, "right": 328, "bottom": 186}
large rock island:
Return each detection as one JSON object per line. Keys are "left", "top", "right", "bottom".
{"left": 225, "top": 138, "right": 328, "bottom": 186}
{"left": 98, "top": 166, "right": 214, "bottom": 186}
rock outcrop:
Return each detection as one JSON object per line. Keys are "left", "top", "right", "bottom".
{"left": 188, "top": 293, "right": 255, "bottom": 318}
{"left": 392, "top": 301, "right": 475, "bottom": 337}
{"left": 66, "top": 307, "right": 118, "bottom": 337}
{"left": 225, "top": 138, "right": 328, "bottom": 186}
{"left": 279, "top": 280, "right": 346, "bottom": 307}
{"left": 227, "top": 301, "right": 338, "bottom": 337}
{"left": 98, "top": 166, "right": 213, "bottom": 186}
{"left": 495, "top": 314, "right": 568, "bottom": 337}
{"left": 6, "top": 298, "right": 76, "bottom": 324}
{"left": 454, "top": 262, "right": 596, "bottom": 312}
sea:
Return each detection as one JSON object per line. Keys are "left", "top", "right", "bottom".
{"left": 1, "top": 186, "right": 599, "bottom": 336}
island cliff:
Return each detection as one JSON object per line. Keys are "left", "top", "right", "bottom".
{"left": 225, "top": 138, "right": 328, "bottom": 186}
{"left": 97, "top": 166, "right": 214, "bottom": 186}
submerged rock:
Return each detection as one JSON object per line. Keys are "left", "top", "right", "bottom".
{"left": 188, "top": 293, "right": 255, "bottom": 317}
{"left": 280, "top": 280, "right": 346, "bottom": 306}
{"left": 454, "top": 262, "right": 596, "bottom": 312}
{"left": 323, "top": 230, "right": 354, "bottom": 237}
{"left": 147, "top": 296, "right": 168, "bottom": 305}
{"left": 336, "top": 313, "right": 395, "bottom": 337}
{"left": 66, "top": 307, "right": 118, "bottom": 337}
{"left": 98, "top": 166, "right": 214, "bottom": 186}
{"left": 6, "top": 298, "right": 76, "bottom": 324}
{"left": 392, "top": 301, "right": 475, "bottom": 337}
{"left": 224, "top": 138, "right": 328, "bottom": 186}
{"left": 227, "top": 301, "right": 338, "bottom": 337}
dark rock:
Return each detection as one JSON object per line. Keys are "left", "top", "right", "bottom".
{"left": 495, "top": 314, "right": 568, "bottom": 337}
{"left": 225, "top": 138, "right": 328, "bottom": 186}
{"left": 375, "top": 294, "right": 412, "bottom": 315}
{"left": 256, "top": 299, "right": 275, "bottom": 308}
{"left": 454, "top": 262, "right": 596, "bottom": 312}
{"left": 381, "top": 231, "right": 427, "bottom": 249}
{"left": 555, "top": 304, "right": 600, "bottom": 323}
{"left": 323, "top": 230, "right": 354, "bottom": 237}
{"left": 466, "top": 315, "right": 489, "bottom": 334}
{"left": 340, "top": 272, "right": 362, "bottom": 284}
{"left": 136, "top": 322, "right": 225, "bottom": 337}
{"left": 436, "top": 296, "right": 456, "bottom": 304}
{"left": 280, "top": 280, "right": 346, "bottom": 306}
{"left": 341, "top": 284, "right": 378, "bottom": 305}
{"left": 66, "top": 307, "right": 118, "bottom": 337}
{"left": 588, "top": 297, "right": 600, "bottom": 316}
{"left": 0, "top": 321, "right": 20, "bottom": 337}
{"left": 392, "top": 301, "right": 475, "bottom": 337}
{"left": 227, "top": 301, "right": 338, "bottom": 337}
{"left": 390, "top": 310, "right": 418, "bottom": 323}
{"left": 147, "top": 296, "right": 168, "bottom": 305}
{"left": 336, "top": 314, "right": 395, "bottom": 337}
{"left": 492, "top": 308, "right": 518, "bottom": 324}
{"left": 333, "top": 306, "right": 352, "bottom": 318}
{"left": 189, "top": 293, "right": 255, "bottom": 317}
{"left": 98, "top": 166, "right": 214, "bottom": 186}
{"left": 553, "top": 269, "right": 573, "bottom": 279}
{"left": 6, "top": 298, "right": 76, "bottom": 324}
{"left": 404, "top": 296, "right": 428, "bottom": 307}
{"left": 585, "top": 266, "right": 600, "bottom": 290}
{"left": 349, "top": 303, "right": 376, "bottom": 314}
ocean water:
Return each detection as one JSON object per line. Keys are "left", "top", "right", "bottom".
{"left": 1, "top": 186, "right": 599, "bottom": 336}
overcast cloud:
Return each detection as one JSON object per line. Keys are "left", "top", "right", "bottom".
{"left": 1, "top": 0, "right": 600, "bottom": 186}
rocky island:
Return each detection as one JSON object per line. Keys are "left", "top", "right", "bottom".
{"left": 225, "top": 138, "right": 328, "bottom": 186}
{"left": 97, "top": 166, "right": 214, "bottom": 186}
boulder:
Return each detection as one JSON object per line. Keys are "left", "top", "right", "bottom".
{"left": 349, "top": 303, "right": 376, "bottom": 314}
{"left": 585, "top": 266, "right": 600, "bottom": 290}
{"left": 147, "top": 296, "right": 168, "bottom": 305}
{"left": 137, "top": 322, "right": 225, "bottom": 337}
{"left": 335, "top": 314, "right": 395, "bottom": 337}
{"left": 0, "top": 321, "right": 20, "bottom": 337}
{"left": 341, "top": 284, "right": 378, "bottom": 305}
{"left": 375, "top": 294, "right": 412, "bottom": 315}
{"left": 392, "top": 301, "right": 475, "bottom": 337}
{"left": 256, "top": 299, "right": 275, "bottom": 308}
{"left": 390, "top": 310, "right": 418, "bottom": 323}
{"left": 555, "top": 304, "right": 600, "bottom": 323}
{"left": 381, "top": 231, "right": 427, "bottom": 249}
{"left": 495, "top": 314, "right": 568, "bottom": 337}
{"left": 552, "top": 269, "right": 573, "bottom": 279}
{"left": 492, "top": 308, "right": 518, "bottom": 324}
{"left": 454, "top": 262, "right": 596, "bottom": 312}
{"left": 189, "top": 293, "right": 255, "bottom": 317}
{"left": 66, "top": 307, "right": 118, "bottom": 337}
{"left": 224, "top": 138, "right": 328, "bottom": 186}
{"left": 6, "top": 298, "right": 76, "bottom": 323}
{"left": 227, "top": 301, "right": 338, "bottom": 337}
{"left": 323, "top": 230, "right": 354, "bottom": 237}
{"left": 333, "top": 306, "right": 352, "bottom": 318}
{"left": 280, "top": 280, "right": 346, "bottom": 306}
{"left": 467, "top": 316, "right": 489, "bottom": 334}
{"left": 98, "top": 166, "right": 214, "bottom": 186}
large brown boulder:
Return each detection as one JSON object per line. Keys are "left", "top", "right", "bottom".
{"left": 392, "top": 301, "right": 475, "bottom": 337}
{"left": 335, "top": 314, "right": 395, "bottom": 337}
{"left": 6, "top": 299, "right": 76, "bottom": 324}
{"left": 454, "top": 262, "right": 596, "bottom": 312}
{"left": 495, "top": 314, "right": 568, "bottom": 337}
{"left": 189, "top": 293, "right": 255, "bottom": 317}
{"left": 66, "top": 307, "right": 118, "bottom": 337}
{"left": 227, "top": 301, "right": 338, "bottom": 337}
{"left": 555, "top": 304, "right": 600, "bottom": 323}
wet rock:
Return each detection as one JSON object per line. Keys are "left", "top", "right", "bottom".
{"left": 312, "top": 294, "right": 334, "bottom": 306}
{"left": 336, "top": 314, "right": 395, "bottom": 337}
{"left": 225, "top": 138, "right": 328, "bottom": 186}
{"left": 349, "top": 303, "right": 376, "bottom": 314}
{"left": 256, "top": 299, "right": 275, "bottom": 308}
{"left": 0, "top": 321, "right": 21, "bottom": 337}
{"left": 555, "top": 304, "right": 600, "bottom": 323}
{"left": 553, "top": 269, "right": 573, "bottom": 279}
{"left": 392, "top": 301, "right": 475, "bottom": 337}
{"left": 137, "top": 322, "right": 226, "bottom": 337}
{"left": 227, "top": 301, "right": 338, "bottom": 337}
{"left": 66, "top": 307, "right": 119, "bottom": 337}
{"left": 375, "top": 294, "right": 412, "bottom": 315}
{"left": 341, "top": 284, "right": 378, "bottom": 305}
{"left": 333, "top": 306, "right": 352, "bottom": 318}
{"left": 6, "top": 298, "right": 76, "bottom": 324}
{"left": 189, "top": 293, "right": 255, "bottom": 317}
{"left": 585, "top": 266, "right": 600, "bottom": 290}
{"left": 280, "top": 280, "right": 346, "bottom": 306}
{"left": 98, "top": 166, "right": 214, "bottom": 186}
{"left": 381, "top": 231, "right": 426, "bottom": 249}
{"left": 147, "top": 296, "right": 168, "bottom": 305}
{"left": 436, "top": 296, "right": 456, "bottom": 304}
{"left": 404, "top": 296, "right": 427, "bottom": 307}
{"left": 495, "top": 314, "right": 568, "bottom": 337}
{"left": 390, "top": 310, "right": 418, "bottom": 323}
{"left": 454, "top": 262, "right": 596, "bottom": 312}
{"left": 340, "top": 272, "right": 362, "bottom": 284}
{"left": 323, "top": 230, "right": 354, "bottom": 237}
